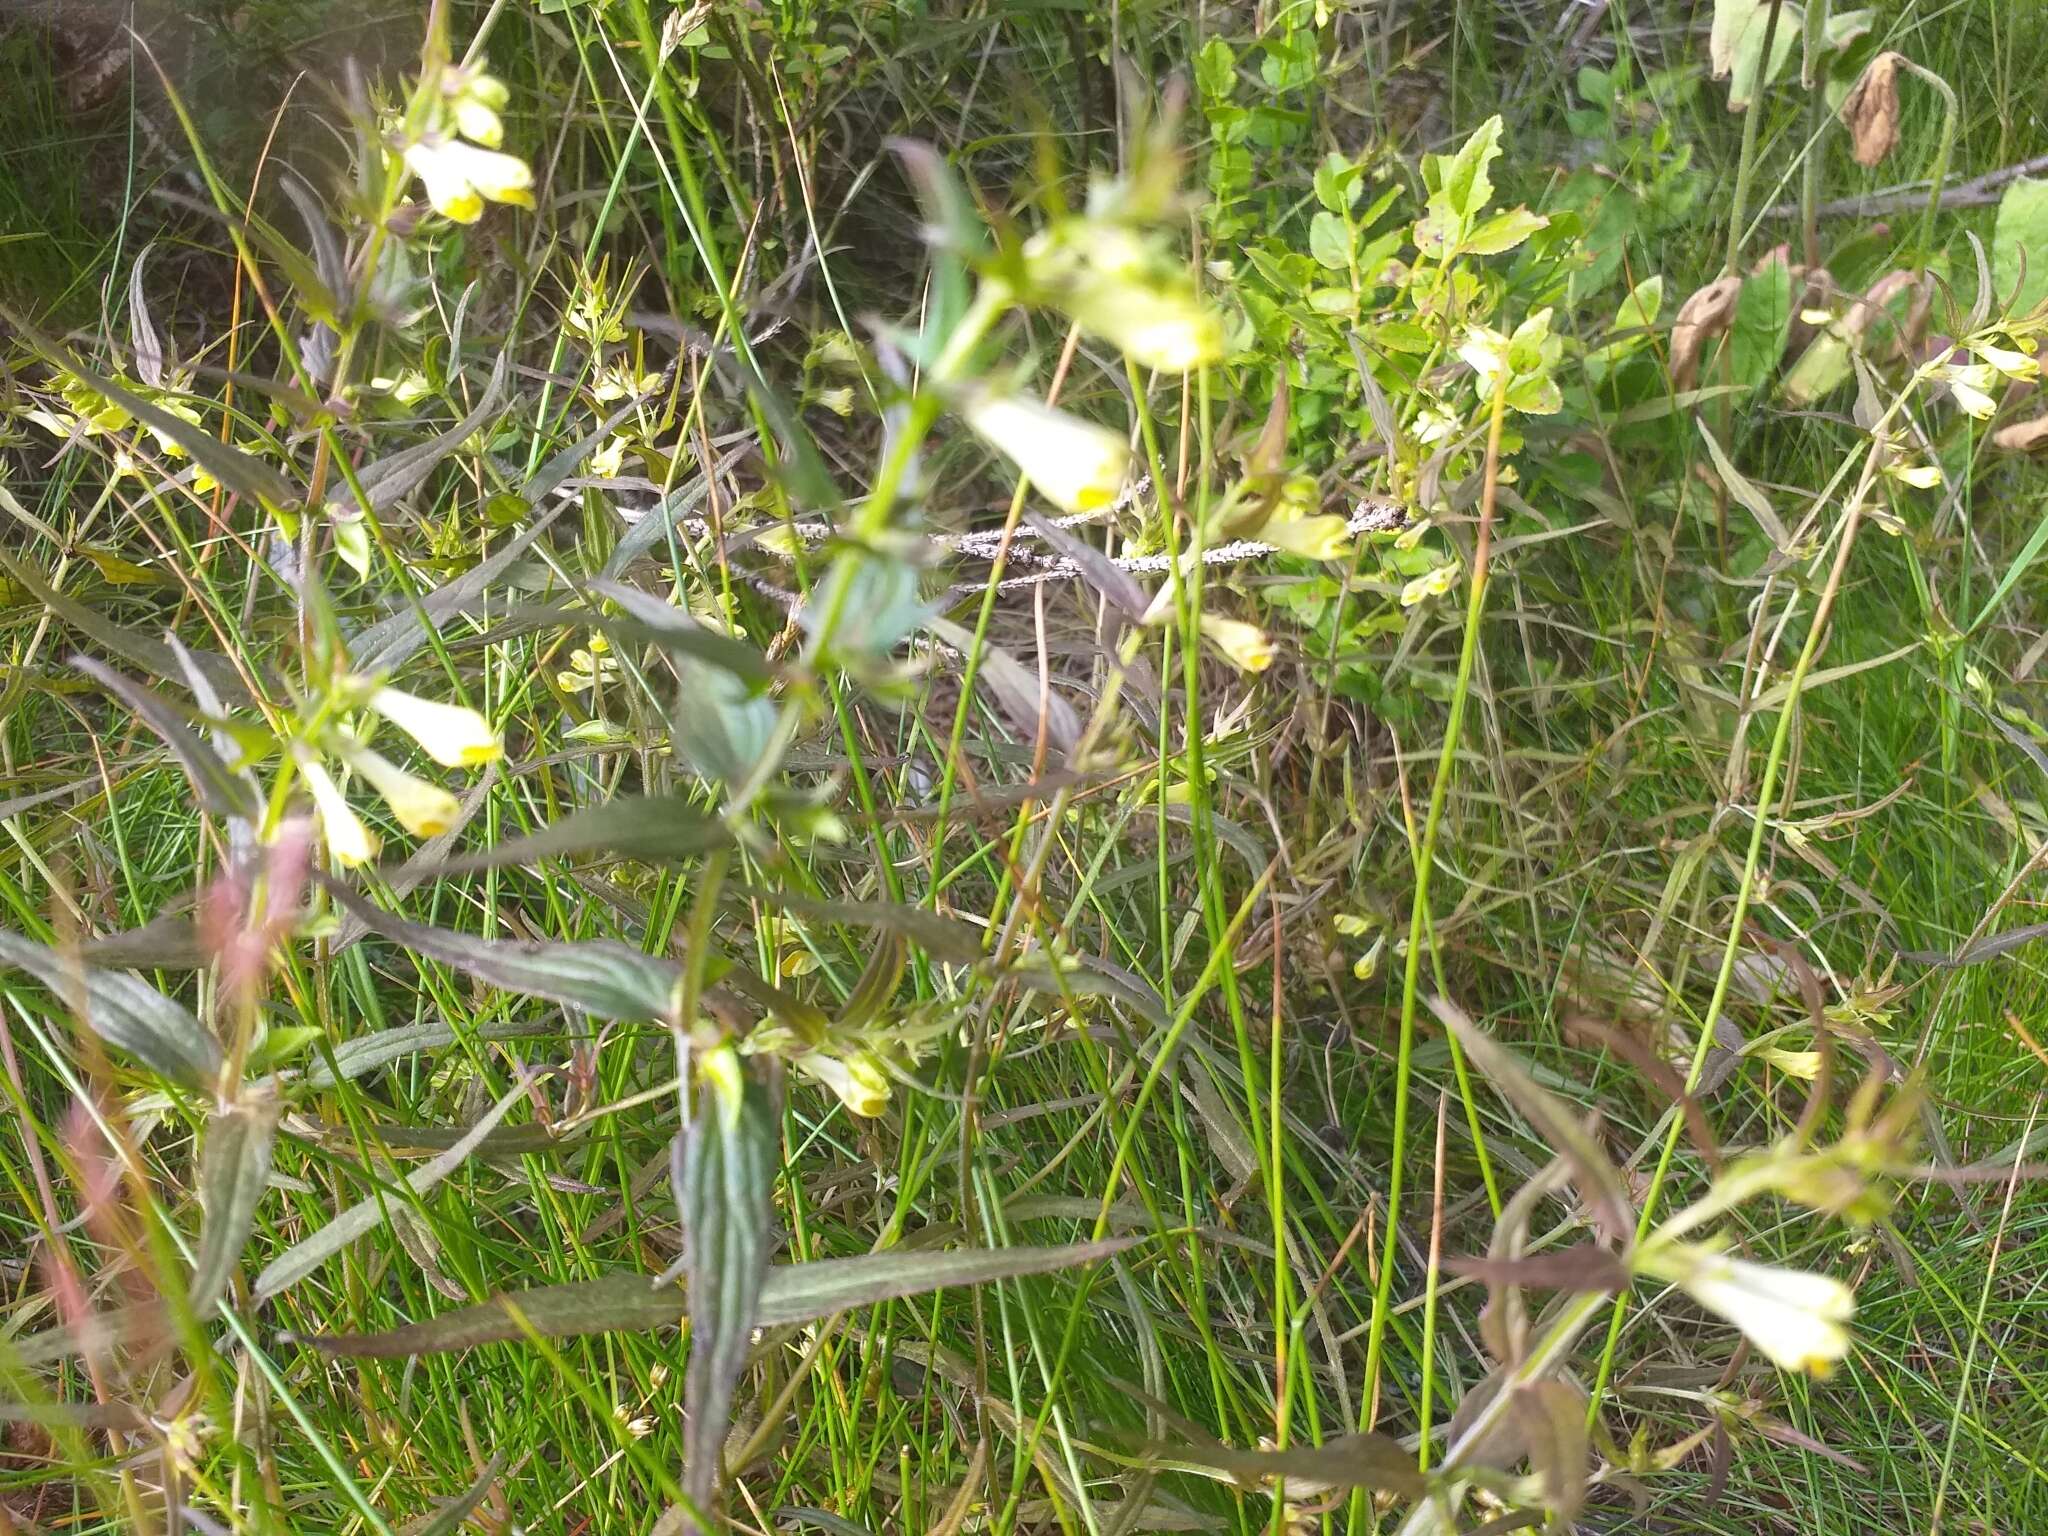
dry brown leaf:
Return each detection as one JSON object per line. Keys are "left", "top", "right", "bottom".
{"left": 1992, "top": 414, "right": 2048, "bottom": 453}
{"left": 1842, "top": 52, "right": 1902, "bottom": 168}
{"left": 1670, "top": 275, "right": 1743, "bottom": 391}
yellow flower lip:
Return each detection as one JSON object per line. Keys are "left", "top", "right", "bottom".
{"left": 404, "top": 138, "right": 534, "bottom": 224}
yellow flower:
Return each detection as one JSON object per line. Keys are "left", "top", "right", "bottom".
{"left": 796, "top": 1049, "right": 892, "bottom": 1117}
{"left": 1643, "top": 1243, "right": 1854, "bottom": 1376}
{"left": 1938, "top": 361, "right": 1999, "bottom": 419}
{"left": 1975, "top": 340, "right": 2039, "bottom": 381}
{"left": 1756, "top": 1045, "right": 1824, "bottom": 1079}
{"left": 339, "top": 743, "right": 461, "bottom": 837}
{"left": 958, "top": 391, "right": 1130, "bottom": 514}
{"left": 1262, "top": 513, "right": 1353, "bottom": 561}
{"left": 367, "top": 686, "right": 502, "bottom": 768}
{"left": 1069, "top": 281, "right": 1225, "bottom": 373}
{"left": 300, "top": 759, "right": 379, "bottom": 869}
{"left": 1400, "top": 563, "right": 1461, "bottom": 606}
{"left": 450, "top": 77, "right": 508, "bottom": 148}
{"left": 588, "top": 435, "right": 629, "bottom": 478}
{"left": 404, "top": 139, "right": 534, "bottom": 224}
{"left": 1198, "top": 613, "right": 1275, "bottom": 673}
{"left": 1883, "top": 460, "right": 1943, "bottom": 489}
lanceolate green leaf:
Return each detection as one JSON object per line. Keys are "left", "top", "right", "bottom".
{"left": 307, "top": 1238, "right": 1137, "bottom": 1357}
{"left": 323, "top": 881, "right": 682, "bottom": 1023}
{"left": 2, "top": 307, "right": 301, "bottom": 509}
{"left": 0, "top": 930, "right": 221, "bottom": 1085}
{"left": 189, "top": 1100, "right": 280, "bottom": 1311}
{"left": 679, "top": 1059, "right": 779, "bottom": 1532}
{"left": 431, "top": 795, "right": 727, "bottom": 874}
{"left": 253, "top": 1081, "right": 527, "bottom": 1302}
{"left": 72, "top": 656, "right": 259, "bottom": 820}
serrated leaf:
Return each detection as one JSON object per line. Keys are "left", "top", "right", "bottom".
{"left": 322, "top": 880, "right": 682, "bottom": 1022}
{"left": 72, "top": 656, "right": 258, "bottom": 820}
{"left": 0, "top": 930, "right": 221, "bottom": 1085}
{"left": 189, "top": 1100, "right": 279, "bottom": 1310}
{"left": 308, "top": 1238, "right": 1137, "bottom": 1357}
{"left": 253, "top": 1081, "right": 526, "bottom": 1302}
{"left": 679, "top": 1061, "right": 779, "bottom": 1532}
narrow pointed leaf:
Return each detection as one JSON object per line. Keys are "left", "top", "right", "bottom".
{"left": 308, "top": 1238, "right": 1136, "bottom": 1357}
{"left": 679, "top": 1065, "right": 779, "bottom": 1532}
{"left": 328, "top": 353, "right": 511, "bottom": 518}
{"left": 73, "top": 656, "right": 258, "bottom": 819}
{"left": 431, "top": 795, "right": 727, "bottom": 875}
{"left": 323, "top": 880, "right": 682, "bottom": 1022}
{"left": 1428, "top": 997, "right": 1633, "bottom": 1244}
{"left": 190, "top": 1100, "right": 280, "bottom": 1310}
{"left": 253, "top": 1081, "right": 526, "bottom": 1301}
{"left": 407, "top": 1450, "right": 513, "bottom": 1536}
{"left": 3, "top": 307, "right": 300, "bottom": 508}
{"left": 0, "top": 930, "right": 221, "bottom": 1085}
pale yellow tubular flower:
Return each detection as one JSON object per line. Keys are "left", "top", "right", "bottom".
{"left": 1198, "top": 613, "right": 1275, "bottom": 673}
{"left": 404, "top": 139, "right": 533, "bottom": 223}
{"left": 404, "top": 141, "right": 484, "bottom": 223}
{"left": 339, "top": 742, "right": 461, "bottom": 837}
{"left": 1069, "top": 282, "right": 1225, "bottom": 373}
{"left": 959, "top": 392, "right": 1130, "bottom": 514}
{"left": 1939, "top": 362, "right": 1999, "bottom": 419}
{"left": 1883, "top": 460, "right": 1943, "bottom": 489}
{"left": 1975, "top": 341, "right": 2039, "bottom": 381}
{"left": 795, "top": 1049, "right": 892, "bottom": 1117}
{"left": 368, "top": 687, "right": 503, "bottom": 768}
{"left": 300, "top": 759, "right": 379, "bottom": 869}
{"left": 452, "top": 95, "right": 505, "bottom": 149}
{"left": 1400, "top": 563, "right": 1461, "bottom": 606}
{"left": 1646, "top": 1243, "right": 1855, "bottom": 1376}
{"left": 1756, "top": 1045, "right": 1824, "bottom": 1079}
{"left": 1261, "top": 513, "right": 1353, "bottom": 561}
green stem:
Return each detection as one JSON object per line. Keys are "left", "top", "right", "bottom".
{"left": 1357, "top": 364, "right": 1510, "bottom": 1445}
{"left": 1724, "top": 0, "right": 1790, "bottom": 275}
